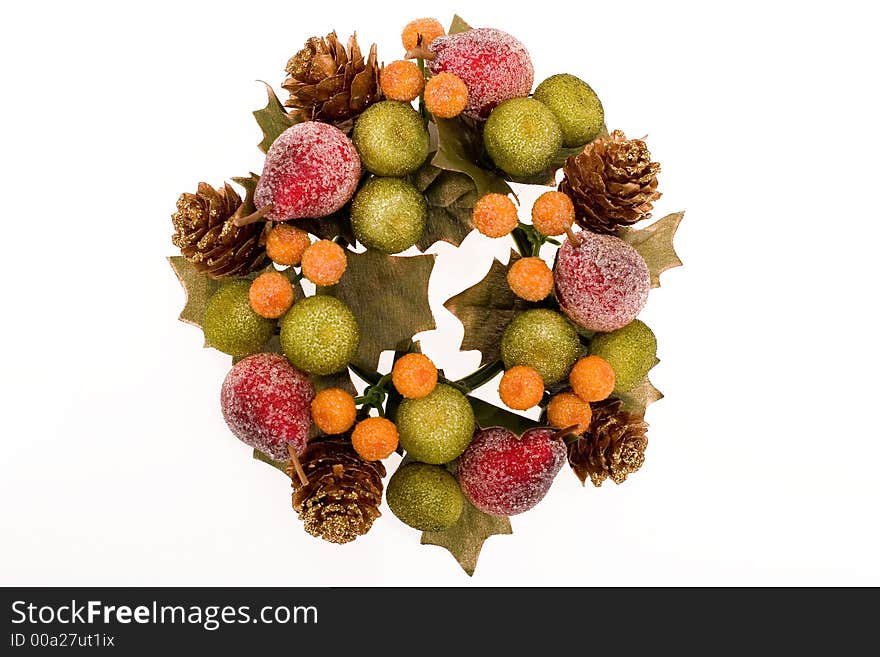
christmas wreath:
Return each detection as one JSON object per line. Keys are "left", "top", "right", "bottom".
{"left": 168, "top": 15, "right": 683, "bottom": 575}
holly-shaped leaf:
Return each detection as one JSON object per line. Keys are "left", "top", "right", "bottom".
{"left": 618, "top": 211, "right": 684, "bottom": 288}
{"left": 444, "top": 251, "right": 527, "bottom": 366}
{"left": 252, "top": 448, "right": 289, "bottom": 476}
{"left": 421, "top": 499, "right": 511, "bottom": 576}
{"left": 414, "top": 164, "right": 477, "bottom": 250}
{"left": 168, "top": 256, "right": 222, "bottom": 338}
{"left": 448, "top": 15, "right": 473, "bottom": 34}
{"left": 469, "top": 396, "right": 541, "bottom": 435}
{"left": 618, "top": 367, "right": 664, "bottom": 415}
{"left": 254, "top": 82, "right": 298, "bottom": 153}
{"left": 432, "top": 118, "right": 514, "bottom": 199}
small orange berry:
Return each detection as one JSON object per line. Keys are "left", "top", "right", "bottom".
{"left": 380, "top": 60, "right": 425, "bottom": 102}
{"left": 248, "top": 271, "right": 294, "bottom": 318}
{"left": 472, "top": 193, "right": 518, "bottom": 238}
{"left": 351, "top": 417, "right": 399, "bottom": 461}
{"left": 547, "top": 392, "right": 593, "bottom": 435}
{"left": 310, "top": 388, "right": 357, "bottom": 435}
{"left": 531, "top": 191, "right": 575, "bottom": 237}
{"left": 300, "top": 239, "right": 347, "bottom": 286}
{"left": 392, "top": 353, "right": 438, "bottom": 399}
{"left": 569, "top": 355, "right": 616, "bottom": 402}
{"left": 424, "top": 72, "right": 468, "bottom": 119}
{"left": 498, "top": 366, "right": 544, "bottom": 410}
{"left": 507, "top": 257, "right": 554, "bottom": 302}
{"left": 401, "top": 18, "right": 445, "bottom": 51}
{"left": 266, "top": 223, "right": 311, "bottom": 266}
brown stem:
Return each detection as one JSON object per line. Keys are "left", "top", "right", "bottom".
{"left": 287, "top": 443, "right": 309, "bottom": 486}
{"left": 564, "top": 225, "right": 580, "bottom": 246}
{"left": 233, "top": 203, "right": 274, "bottom": 227}
{"left": 405, "top": 44, "right": 435, "bottom": 61}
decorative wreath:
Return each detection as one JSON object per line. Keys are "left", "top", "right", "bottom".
{"left": 168, "top": 14, "right": 684, "bottom": 575}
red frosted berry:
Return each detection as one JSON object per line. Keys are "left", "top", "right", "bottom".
{"left": 255, "top": 122, "right": 361, "bottom": 221}
{"left": 428, "top": 28, "right": 534, "bottom": 119}
{"left": 457, "top": 427, "right": 567, "bottom": 516}
{"left": 220, "top": 353, "right": 315, "bottom": 460}
{"left": 554, "top": 231, "right": 650, "bottom": 332}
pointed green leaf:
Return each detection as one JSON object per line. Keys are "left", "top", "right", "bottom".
{"left": 448, "top": 15, "right": 473, "bottom": 34}
{"left": 413, "top": 165, "right": 478, "bottom": 250}
{"left": 168, "top": 256, "right": 222, "bottom": 338}
{"left": 254, "top": 82, "right": 298, "bottom": 153}
{"left": 469, "top": 396, "right": 541, "bottom": 434}
{"left": 252, "top": 448, "right": 289, "bottom": 476}
{"left": 432, "top": 118, "right": 513, "bottom": 199}
{"left": 618, "top": 370, "right": 663, "bottom": 415}
{"left": 618, "top": 211, "right": 684, "bottom": 288}
{"left": 421, "top": 499, "right": 511, "bottom": 576}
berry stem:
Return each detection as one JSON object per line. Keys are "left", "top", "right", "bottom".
{"left": 233, "top": 203, "right": 274, "bottom": 227}
{"left": 417, "top": 57, "right": 428, "bottom": 122}
{"left": 453, "top": 360, "right": 504, "bottom": 394}
{"left": 511, "top": 226, "right": 533, "bottom": 258}
{"left": 286, "top": 443, "right": 309, "bottom": 486}
{"left": 564, "top": 225, "right": 580, "bottom": 246}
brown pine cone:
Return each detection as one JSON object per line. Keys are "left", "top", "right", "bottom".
{"left": 289, "top": 440, "right": 386, "bottom": 544}
{"left": 560, "top": 130, "right": 661, "bottom": 234}
{"left": 171, "top": 182, "right": 267, "bottom": 279}
{"left": 282, "top": 32, "right": 382, "bottom": 132}
{"left": 567, "top": 398, "right": 649, "bottom": 487}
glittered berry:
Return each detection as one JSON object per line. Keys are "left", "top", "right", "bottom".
{"left": 501, "top": 309, "right": 580, "bottom": 386}
{"left": 531, "top": 191, "right": 574, "bottom": 237}
{"left": 554, "top": 231, "right": 650, "bottom": 332}
{"left": 353, "top": 101, "right": 429, "bottom": 177}
{"left": 547, "top": 392, "right": 592, "bottom": 434}
{"left": 310, "top": 387, "right": 357, "bottom": 435}
{"left": 351, "top": 417, "right": 399, "bottom": 461}
{"left": 392, "top": 353, "right": 438, "bottom": 399}
{"left": 472, "top": 193, "right": 518, "bottom": 238}
{"left": 401, "top": 17, "right": 445, "bottom": 51}
{"left": 351, "top": 177, "right": 427, "bottom": 253}
{"left": 380, "top": 60, "right": 424, "bottom": 102}
{"left": 254, "top": 122, "right": 360, "bottom": 221}
{"left": 396, "top": 384, "right": 475, "bottom": 465}
{"left": 457, "top": 427, "right": 566, "bottom": 516}
{"left": 533, "top": 73, "right": 604, "bottom": 148}
{"left": 387, "top": 462, "right": 464, "bottom": 531}
{"left": 248, "top": 271, "right": 295, "bottom": 319}
{"left": 203, "top": 280, "right": 275, "bottom": 357}
{"left": 498, "top": 365, "right": 544, "bottom": 410}
{"left": 588, "top": 319, "right": 657, "bottom": 394}
{"left": 424, "top": 72, "right": 468, "bottom": 119}
{"left": 569, "top": 355, "right": 615, "bottom": 402}
{"left": 428, "top": 28, "right": 534, "bottom": 119}
{"left": 507, "top": 257, "right": 553, "bottom": 302}
{"left": 266, "top": 224, "right": 311, "bottom": 266}
{"left": 220, "top": 353, "right": 315, "bottom": 460}
{"left": 280, "top": 295, "right": 359, "bottom": 375}
{"left": 484, "top": 97, "right": 563, "bottom": 178}
{"left": 300, "top": 239, "right": 347, "bottom": 286}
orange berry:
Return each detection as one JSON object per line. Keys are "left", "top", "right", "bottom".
{"left": 380, "top": 60, "right": 425, "bottom": 102}
{"left": 310, "top": 388, "right": 357, "bottom": 435}
{"left": 392, "top": 353, "right": 438, "bottom": 399}
{"left": 401, "top": 18, "right": 445, "bottom": 51}
{"left": 248, "top": 271, "right": 294, "bottom": 318}
{"left": 498, "top": 366, "right": 544, "bottom": 410}
{"left": 472, "top": 193, "right": 518, "bottom": 238}
{"left": 351, "top": 417, "right": 399, "bottom": 461}
{"left": 531, "top": 191, "right": 575, "bottom": 237}
{"left": 569, "top": 355, "right": 616, "bottom": 402}
{"left": 424, "top": 72, "right": 468, "bottom": 119}
{"left": 266, "top": 223, "right": 311, "bottom": 266}
{"left": 507, "top": 257, "right": 554, "bottom": 302}
{"left": 300, "top": 239, "right": 347, "bottom": 286}
{"left": 547, "top": 392, "right": 593, "bottom": 435}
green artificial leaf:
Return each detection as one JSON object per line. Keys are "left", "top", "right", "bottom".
{"left": 311, "top": 368, "right": 356, "bottom": 395}
{"left": 618, "top": 211, "right": 684, "bottom": 288}
{"left": 252, "top": 448, "right": 289, "bottom": 476}
{"left": 432, "top": 118, "right": 514, "bottom": 199}
{"left": 325, "top": 249, "right": 436, "bottom": 373}
{"left": 421, "top": 499, "right": 511, "bottom": 576}
{"left": 448, "top": 15, "right": 473, "bottom": 34}
{"left": 231, "top": 172, "right": 260, "bottom": 205}
{"left": 254, "top": 82, "right": 298, "bottom": 153}
{"left": 469, "top": 396, "right": 541, "bottom": 434}
{"left": 299, "top": 208, "right": 356, "bottom": 244}
{"left": 444, "top": 251, "right": 527, "bottom": 365}
{"left": 618, "top": 367, "right": 664, "bottom": 415}
{"left": 414, "top": 164, "right": 478, "bottom": 250}
{"left": 168, "top": 256, "right": 222, "bottom": 338}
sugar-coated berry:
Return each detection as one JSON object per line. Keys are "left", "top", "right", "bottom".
{"left": 501, "top": 309, "right": 580, "bottom": 386}
{"left": 392, "top": 353, "right": 438, "bottom": 399}
{"left": 401, "top": 18, "right": 445, "bottom": 51}
{"left": 498, "top": 366, "right": 544, "bottom": 410}
{"left": 533, "top": 73, "right": 604, "bottom": 148}
{"left": 396, "top": 384, "right": 475, "bottom": 464}
{"left": 351, "top": 177, "right": 427, "bottom": 254}
{"left": 352, "top": 101, "right": 429, "bottom": 177}
{"left": 280, "top": 295, "right": 359, "bottom": 375}
{"left": 472, "top": 193, "right": 518, "bottom": 238}
{"left": 203, "top": 280, "right": 275, "bottom": 357}
{"left": 248, "top": 271, "right": 295, "bottom": 319}
{"left": 424, "top": 73, "right": 468, "bottom": 119}
{"left": 351, "top": 417, "right": 399, "bottom": 461}
{"left": 380, "top": 60, "right": 425, "bottom": 102}
{"left": 386, "top": 463, "right": 464, "bottom": 531}
{"left": 484, "top": 97, "right": 563, "bottom": 178}
{"left": 531, "top": 191, "right": 574, "bottom": 237}
{"left": 547, "top": 392, "right": 593, "bottom": 435}
{"left": 569, "top": 355, "right": 615, "bottom": 402}
{"left": 589, "top": 319, "right": 657, "bottom": 394}
{"left": 300, "top": 239, "right": 347, "bottom": 286}
{"left": 507, "top": 257, "right": 554, "bottom": 302}
{"left": 266, "top": 224, "right": 311, "bottom": 266}
{"left": 310, "top": 388, "right": 357, "bottom": 435}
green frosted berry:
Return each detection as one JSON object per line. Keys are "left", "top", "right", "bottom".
{"left": 501, "top": 309, "right": 580, "bottom": 385}
{"left": 386, "top": 462, "right": 464, "bottom": 531}
{"left": 396, "top": 384, "right": 475, "bottom": 465}
{"left": 588, "top": 319, "right": 657, "bottom": 394}
{"left": 483, "top": 97, "right": 563, "bottom": 178}
{"left": 203, "top": 280, "right": 274, "bottom": 357}
{"left": 533, "top": 74, "right": 604, "bottom": 148}
{"left": 280, "top": 295, "right": 359, "bottom": 375}
{"left": 351, "top": 177, "right": 427, "bottom": 253}
{"left": 352, "top": 101, "right": 429, "bottom": 176}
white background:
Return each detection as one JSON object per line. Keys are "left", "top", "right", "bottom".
{"left": 2, "top": 0, "right": 878, "bottom": 586}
